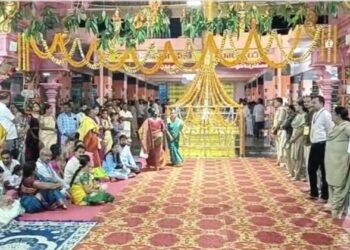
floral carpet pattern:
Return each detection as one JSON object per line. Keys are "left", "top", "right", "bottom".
{"left": 0, "top": 220, "right": 96, "bottom": 250}
{"left": 76, "top": 158, "right": 350, "bottom": 249}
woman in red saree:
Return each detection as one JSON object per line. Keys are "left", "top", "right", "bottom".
{"left": 78, "top": 108, "right": 106, "bottom": 179}
{"left": 138, "top": 108, "right": 165, "bottom": 170}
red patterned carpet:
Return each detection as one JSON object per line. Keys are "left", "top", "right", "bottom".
{"left": 76, "top": 158, "right": 350, "bottom": 249}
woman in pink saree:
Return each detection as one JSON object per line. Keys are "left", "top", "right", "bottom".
{"left": 138, "top": 108, "right": 165, "bottom": 170}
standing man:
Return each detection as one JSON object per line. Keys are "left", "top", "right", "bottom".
{"left": 57, "top": 102, "right": 79, "bottom": 146}
{"left": 120, "top": 103, "right": 133, "bottom": 138}
{"left": 253, "top": 98, "right": 265, "bottom": 138}
{"left": 303, "top": 96, "right": 314, "bottom": 181}
{"left": 272, "top": 97, "right": 286, "bottom": 166}
{"left": 0, "top": 102, "right": 18, "bottom": 158}
{"left": 308, "top": 95, "right": 334, "bottom": 202}
{"left": 136, "top": 98, "right": 147, "bottom": 128}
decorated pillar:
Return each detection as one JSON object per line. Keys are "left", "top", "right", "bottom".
{"left": 112, "top": 73, "right": 124, "bottom": 99}
{"left": 342, "top": 64, "right": 350, "bottom": 107}
{"left": 40, "top": 73, "right": 62, "bottom": 116}
{"left": 281, "top": 65, "right": 291, "bottom": 102}
{"left": 59, "top": 71, "right": 72, "bottom": 100}
{"left": 127, "top": 77, "right": 137, "bottom": 100}
{"left": 135, "top": 78, "right": 139, "bottom": 99}
{"left": 314, "top": 67, "right": 338, "bottom": 111}
{"left": 262, "top": 69, "right": 275, "bottom": 101}
{"left": 138, "top": 81, "right": 147, "bottom": 99}
{"left": 123, "top": 74, "right": 128, "bottom": 102}
{"left": 146, "top": 83, "right": 153, "bottom": 99}
{"left": 94, "top": 68, "right": 110, "bottom": 104}
{"left": 316, "top": 79, "right": 335, "bottom": 111}
{"left": 105, "top": 70, "right": 113, "bottom": 100}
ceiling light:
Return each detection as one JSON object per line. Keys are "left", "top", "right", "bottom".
{"left": 187, "top": 0, "right": 201, "bottom": 7}
{"left": 182, "top": 74, "right": 195, "bottom": 81}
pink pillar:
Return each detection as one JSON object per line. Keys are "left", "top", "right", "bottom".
{"left": 40, "top": 83, "right": 61, "bottom": 116}
{"left": 316, "top": 79, "right": 336, "bottom": 111}
{"left": 314, "top": 67, "right": 337, "bottom": 111}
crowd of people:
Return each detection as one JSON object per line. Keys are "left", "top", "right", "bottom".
{"left": 242, "top": 98, "right": 266, "bottom": 138}
{"left": 0, "top": 97, "right": 184, "bottom": 226}
{"left": 272, "top": 95, "right": 350, "bottom": 219}
{"left": 4, "top": 92, "right": 349, "bottom": 226}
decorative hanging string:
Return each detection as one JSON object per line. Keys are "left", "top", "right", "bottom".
{"left": 18, "top": 33, "right": 30, "bottom": 71}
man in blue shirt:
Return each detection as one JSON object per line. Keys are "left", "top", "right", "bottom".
{"left": 57, "top": 102, "right": 79, "bottom": 146}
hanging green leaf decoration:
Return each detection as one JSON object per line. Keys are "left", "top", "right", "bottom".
{"left": 6, "top": 2, "right": 340, "bottom": 50}
{"left": 226, "top": 6, "right": 239, "bottom": 34}
{"left": 315, "top": 1, "right": 338, "bottom": 17}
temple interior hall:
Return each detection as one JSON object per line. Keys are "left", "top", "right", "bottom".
{"left": 0, "top": 0, "right": 350, "bottom": 249}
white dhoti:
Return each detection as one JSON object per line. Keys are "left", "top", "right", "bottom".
{"left": 246, "top": 117, "right": 254, "bottom": 136}
{"left": 276, "top": 130, "right": 286, "bottom": 164}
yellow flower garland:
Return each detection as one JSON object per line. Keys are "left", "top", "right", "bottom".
{"left": 21, "top": 24, "right": 327, "bottom": 73}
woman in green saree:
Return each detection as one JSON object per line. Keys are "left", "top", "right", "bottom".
{"left": 70, "top": 155, "right": 114, "bottom": 206}
{"left": 325, "top": 106, "right": 350, "bottom": 219}
{"left": 167, "top": 111, "right": 184, "bottom": 166}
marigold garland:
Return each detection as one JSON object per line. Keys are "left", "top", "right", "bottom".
{"left": 21, "top": 24, "right": 328, "bottom": 73}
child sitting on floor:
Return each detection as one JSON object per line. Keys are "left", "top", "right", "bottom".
{"left": 8, "top": 165, "right": 22, "bottom": 190}
{"left": 0, "top": 168, "right": 24, "bottom": 227}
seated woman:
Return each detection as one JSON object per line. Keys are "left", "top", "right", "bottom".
{"left": 103, "top": 142, "right": 134, "bottom": 180}
{"left": 0, "top": 168, "right": 24, "bottom": 227}
{"left": 19, "top": 161, "right": 67, "bottom": 213}
{"left": 70, "top": 155, "right": 114, "bottom": 206}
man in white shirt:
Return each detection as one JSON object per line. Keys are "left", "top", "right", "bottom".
{"left": 64, "top": 145, "right": 85, "bottom": 186}
{"left": 120, "top": 103, "right": 133, "bottom": 138}
{"left": 0, "top": 102, "right": 18, "bottom": 157}
{"left": 36, "top": 148, "right": 68, "bottom": 195}
{"left": 0, "top": 150, "right": 20, "bottom": 185}
{"left": 119, "top": 135, "right": 140, "bottom": 173}
{"left": 308, "top": 95, "right": 334, "bottom": 202}
{"left": 154, "top": 99, "right": 163, "bottom": 117}
{"left": 253, "top": 98, "right": 265, "bottom": 138}
{"left": 272, "top": 97, "right": 287, "bottom": 165}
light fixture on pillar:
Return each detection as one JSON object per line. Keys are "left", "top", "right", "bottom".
{"left": 182, "top": 74, "right": 195, "bottom": 84}
{"left": 187, "top": 0, "right": 201, "bottom": 7}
